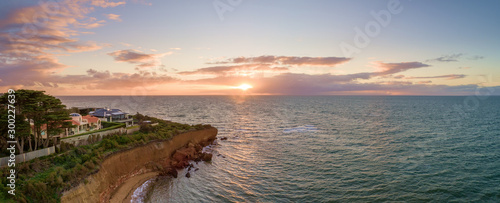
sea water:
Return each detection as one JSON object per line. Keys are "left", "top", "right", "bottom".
{"left": 58, "top": 96, "right": 500, "bottom": 202}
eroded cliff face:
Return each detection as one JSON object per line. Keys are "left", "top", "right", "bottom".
{"left": 61, "top": 127, "right": 217, "bottom": 203}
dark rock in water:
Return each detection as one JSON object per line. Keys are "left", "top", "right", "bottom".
{"left": 185, "top": 172, "right": 191, "bottom": 178}
{"left": 194, "top": 144, "right": 203, "bottom": 152}
{"left": 171, "top": 168, "right": 178, "bottom": 178}
{"left": 201, "top": 153, "right": 213, "bottom": 162}
{"left": 220, "top": 137, "right": 228, "bottom": 140}
{"left": 194, "top": 168, "right": 199, "bottom": 171}
{"left": 164, "top": 167, "right": 177, "bottom": 178}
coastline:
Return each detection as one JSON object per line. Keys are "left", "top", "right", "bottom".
{"left": 110, "top": 172, "right": 158, "bottom": 203}
{"left": 61, "top": 127, "right": 217, "bottom": 203}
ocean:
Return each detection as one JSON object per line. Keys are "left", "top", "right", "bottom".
{"left": 57, "top": 96, "right": 500, "bottom": 202}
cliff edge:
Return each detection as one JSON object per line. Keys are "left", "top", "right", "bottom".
{"left": 61, "top": 127, "right": 217, "bottom": 203}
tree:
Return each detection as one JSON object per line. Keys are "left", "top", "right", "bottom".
{"left": 0, "top": 94, "right": 30, "bottom": 154}
{"left": 44, "top": 108, "right": 72, "bottom": 148}
{"left": 0, "top": 89, "right": 71, "bottom": 151}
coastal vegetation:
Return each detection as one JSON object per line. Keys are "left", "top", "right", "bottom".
{"left": 0, "top": 90, "right": 72, "bottom": 155}
{"left": 0, "top": 109, "right": 212, "bottom": 202}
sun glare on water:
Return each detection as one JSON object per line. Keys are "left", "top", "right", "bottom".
{"left": 235, "top": 84, "right": 253, "bottom": 91}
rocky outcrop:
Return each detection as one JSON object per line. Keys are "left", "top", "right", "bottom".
{"left": 162, "top": 141, "right": 213, "bottom": 173}
{"left": 61, "top": 127, "right": 217, "bottom": 203}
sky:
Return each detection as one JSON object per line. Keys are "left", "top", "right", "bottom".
{"left": 0, "top": 0, "right": 499, "bottom": 95}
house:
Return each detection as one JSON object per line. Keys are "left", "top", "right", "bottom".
{"left": 65, "top": 113, "right": 102, "bottom": 136}
{"left": 89, "top": 108, "right": 134, "bottom": 127}
{"left": 30, "top": 113, "right": 101, "bottom": 138}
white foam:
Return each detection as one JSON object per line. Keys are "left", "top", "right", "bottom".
{"left": 131, "top": 179, "right": 153, "bottom": 203}
{"left": 283, "top": 125, "right": 319, "bottom": 133}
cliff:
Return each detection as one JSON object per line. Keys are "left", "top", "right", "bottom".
{"left": 61, "top": 127, "right": 217, "bottom": 203}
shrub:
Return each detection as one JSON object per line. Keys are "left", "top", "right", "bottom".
{"left": 100, "top": 139, "right": 118, "bottom": 149}
{"left": 84, "top": 161, "right": 95, "bottom": 170}
{"left": 117, "top": 136, "right": 131, "bottom": 145}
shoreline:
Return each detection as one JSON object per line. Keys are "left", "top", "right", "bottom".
{"left": 110, "top": 172, "right": 159, "bottom": 203}
{"left": 61, "top": 127, "right": 218, "bottom": 203}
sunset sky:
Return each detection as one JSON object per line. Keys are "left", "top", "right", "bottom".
{"left": 0, "top": 0, "right": 499, "bottom": 95}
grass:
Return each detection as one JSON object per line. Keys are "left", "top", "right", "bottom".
{"left": 126, "top": 125, "right": 140, "bottom": 130}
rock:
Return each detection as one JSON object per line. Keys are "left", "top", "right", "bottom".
{"left": 194, "top": 144, "right": 203, "bottom": 152}
{"left": 185, "top": 172, "right": 191, "bottom": 178}
{"left": 220, "top": 137, "right": 228, "bottom": 140}
{"left": 162, "top": 167, "right": 177, "bottom": 178}
{"left": 171, "top": 169, "right": 178, "bottom": 178}
{"left": 201, "top": 153, "right": 213, "bottom": 162}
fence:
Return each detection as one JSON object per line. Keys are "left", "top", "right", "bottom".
{"left": 0, "top": 146, "right": 56, "bottom": 167}
{"left": 0, "top": 126, "right": 142, "bottom": 167}
{"left": 62, "top": 126, "right": 141, "bottom": 146}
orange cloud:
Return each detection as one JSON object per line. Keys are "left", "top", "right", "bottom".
{"left": 0, "top": 0, "right": 136, "bottom": 91}
{"left": 213, "top": 55, "right": 351, "bottom": 66}
{"left": 406, "top": 74, "right": 466, "bottom": 80}
{"left": 91, "top": 0, "right": 126, "bottom": 8}
{"left": 374, "top": 61, "right": 430, "bottom": 75}
{"left": 105, "top": 13, "right": 122, "bottom": 22}
{"left": 108, "top": 49, "right": 172, "bottom": 68}
{"left": 178, "top": 64, "right": 288, "bottom": 76}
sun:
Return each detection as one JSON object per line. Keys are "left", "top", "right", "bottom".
{"left": 235, "top": 84, "right": 253, "bottom": 91}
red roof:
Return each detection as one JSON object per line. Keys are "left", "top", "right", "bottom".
{"left": 82, "top": 115, "right": 100, "bottom": 124}
{"left": 69, "top": 120, "right": 80, "bottom": 125}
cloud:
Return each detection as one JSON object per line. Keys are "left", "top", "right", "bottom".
{"left": 170, "top": 48, "right": 181, "bottom": 50}
{"left": 214, "top": 55, "right": 351, "bottom": 66}
{"left": 186, "top": 73, "right": 496, "bottom": 95}
{"left": 0, "top": 0, "right": 120, "bottom": 90}
{"left": 180, "top": 59, "right": 483, "bottom": 95}
{"left": 426, "top": 53, "right": 463, "bottom": 62}
{"left": 108, "top": 49, "right": 172, "bottom": 68}
{"left": 91, "top": 0, "right": 126, "bottom": 8}
{"left": 374, "top": 61, "right": 430, "bottom": 75}
{"left": 105, "top": 13, "right": 122, "bottom": 22}
{"left": 406, "top": 74, "right": 466, "bottom": 80}
{"left": 181, "top": 55, "right": 352, "bottom": 78}
{"left": 78, "top": 69, "right": 177, "bottom": 89}
{"left": 178, "top": 64, "right": 288, "bottom": 76}
{"left": 468, "top": 55, "right": 484, "bottom": 60}
{"left": 0, "top": 66, "right": 177, "bottom": 91}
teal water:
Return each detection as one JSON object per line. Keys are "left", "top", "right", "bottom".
{"left": 58, "top": 96, "right": 500, "bottom": 202}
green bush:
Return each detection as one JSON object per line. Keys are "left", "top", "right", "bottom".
{"left": 0, "top": 114, "right": 210, "bottom": 202}
{"left": 117, "top": 136, "right": 131, "bottom": 145}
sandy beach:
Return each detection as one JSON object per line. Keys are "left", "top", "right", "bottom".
{"left": 109, "top": 172, "right": 159, "bottom": 203}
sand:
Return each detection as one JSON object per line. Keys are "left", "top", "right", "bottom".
{"left": 109, "top": 172, "right": 159, "bottom": 203}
